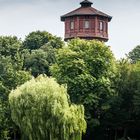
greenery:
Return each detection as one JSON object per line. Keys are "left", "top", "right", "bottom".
{"left": 51, "top": 39, "right": 116, "bottom": 139}
{"left": 0, "top": 36, "right": 31, "bottom": 139}
{"left": 23, "top": 31, "right": 64, "bottom": 50}
{"left": 128, "top": 45, "right": 140, "bottom": 63}
{"left": 102, "top": 60, "right": 140, "bottom": 140}
{"left": 0, "top": 31, "right": 139, "bottom": 140}
{"left": 9, "top": 75, "right": 86, "bottom": 140}
{"left": 23, "top": 31, "right": 64, "bottom": 77}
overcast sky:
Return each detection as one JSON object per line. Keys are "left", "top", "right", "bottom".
{"left": 0, "top": 0, "right": 140, "bottom": 59}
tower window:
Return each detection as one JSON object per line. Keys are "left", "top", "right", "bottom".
{"left": 84, "top": 20, "right": 90, "bottom": 29}
{"left": 99, "top": 21, "right": 103, "bottom": 31}
{"left": 70, "top": 21, "right": 74, "bottom": 29}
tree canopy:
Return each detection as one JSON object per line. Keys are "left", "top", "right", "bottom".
{"left": 23, "top": 31, "right": 64, "bottom": 50}
{"left": 0, "top": 32, "right": 139, "bottom": 140}
{"left": 0, "top": 36, "right": 31, "bottom": 139}
{"left": 51, "top": 39, "right": 116, "bottom": 140}
{"left": 9, "top": 75, "right": 86, "bottom": 140}
{"left": 128, "top": 45, "right": 140, "bottom": 63}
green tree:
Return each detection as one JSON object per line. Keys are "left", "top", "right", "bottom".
{"left": 23, "top": 45, "right": 56, "bottom": 77}
{"left": 0, "top": 36, "right": 22, "bottom": 57}
{"left": 23, "top": 31, "right": 64, "bottom": 50}
{"left": 0, "top": 56, "right": 31, "bottom": 92}
{"left": 0, "top": 36, "right": 31, "bottom": 139}
{"left": 0, "top": 56, "right": 31, "bottom": 140}
{"left": 51, "top": 39, "right": 116, "bottom": 140}
{"left": 22, "top": 31, "right": 64, "bottom": 77}
{"left": 9, "top": 75, "right": 86, "bottom": 140}
{"left": 102, "top": 60, "right": 140, "bottom": 140}
{"left": 0, "top": 36, "right": 24, "bottom": 70}
{"left": 128, "top": 45, "right": 140, "bottom": 63}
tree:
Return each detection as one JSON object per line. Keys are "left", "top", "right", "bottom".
{"left": 0, "top": 56, "right": 31, "bottom": 140}
{"left": 50, "top": 39, "right": 116, "bottom": 140}
{"left": 0, "top": 56, "right": 31, "bottom": 92}
{"left": 22, "top": 31, "right": 64, "bottom": 77}
{"left": 102, "top": 60, "right": 140, "bottom": 140}
{"left": 9, "top": 75, "right": 86, "bottom": 140}
{"left": 23, "top": 31, "right": 64, "bottom": 50}
{"left": 128, "top": 45, "right": 140, "bottom": 63}
{"left": 0, "top": 36, "right": 22, "bottom": 57}
{"left": 23, "top": 45, "right": 56, "bottom": 77}
{"left": 0, "top": 36, "right": 32, "bottom": 139}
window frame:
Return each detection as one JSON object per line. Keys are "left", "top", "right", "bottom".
{"left": 70, "top": 21, "right": 74, "bottom": 30}
{"left": 84, "top": 20, "right": 90, "bottom": 29}
{"left": 99, "top": 21, "right": 104, "bottom": 31}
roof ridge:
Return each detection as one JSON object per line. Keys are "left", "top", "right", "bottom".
{"left": 61, "top": 7, "right": 81, "bottom": 17}
{"left": 89, "top": 7, "right": 111, "bottom": 17}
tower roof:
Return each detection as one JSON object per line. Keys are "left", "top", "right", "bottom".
{"left": 61, "top": 0, "right": 112, "bottom": 22}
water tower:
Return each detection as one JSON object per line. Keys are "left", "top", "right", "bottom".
{"left": 61, "top": 0, "right": 112, "bottom": 41}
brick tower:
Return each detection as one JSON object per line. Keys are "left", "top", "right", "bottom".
{"left": 61, "top": 0, "right": 112, "bottom": 41}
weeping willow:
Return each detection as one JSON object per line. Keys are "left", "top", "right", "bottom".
{"left": 9, "top": 75, "right": 86, "bottom": 140}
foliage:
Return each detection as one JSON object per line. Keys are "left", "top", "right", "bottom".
{"left": 23, "top": 31, "right": 64, "bottom": 77}
{"left": 102, "top": 60, "right": 140, "bottom": 140}
{"left": 23, "top": 46, "right": 56, "bottom": 77}
{"left": 0, "top": 56, "right": 31, "bottom": 92}
{"left": 0, "top": 36, "right": 22, "bottom": 57}
{"left": 0, "top": 36, "right": 32, "bottom": 139}
{"left": 23, "top": 31, "right": 64, "bottom": 50}
{"left": 0, "top": 56, "right": 31, "bottom": 139}
{"left": 131, "top": 62, "right": 140, "bottom": 117}
{"left": 0, "top": 33, "right": 140, "bottom": 140}
{"left": 9, "top": 75, "right": 86, "bottom": 140}
{"left": 128, "top": 45, "right": 140, "bottom": 63}
{"left": 51, "top": 39, "right": 116, "bottom": 139}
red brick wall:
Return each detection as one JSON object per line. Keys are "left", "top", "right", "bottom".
{"left": 64, "top": 16, "right": 109, "bottom": 41}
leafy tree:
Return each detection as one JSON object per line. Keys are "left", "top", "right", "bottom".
{"left": 0, "top": 36, "right": 22, "bottom": 57}
{"left": 23, "top": 45, "right": 56, "bottom": 77}
{"left": 51, "top": 39, "right": 116, "bottom": 140}
{"left": 130, "top": 62, "right": 140, "bottom": 118}
{"left": 0, "top": 100, "right": 10, "bottom": 139}
{"left": 0, "top": 56, "right": 31, "bottom": 92}
{"left": 23, "top": 31, "right": 64, "bottom": 50}
{"left": 102, "top": 60, "right": 140, "bottom": 140}
{"left": 0, "top": 56, "right": 31, "bottom": 140}
{"left": 9, "top": 75, "right": 86, "bottom": 140}
{"left": 0, "top": 36, "right": 32, "bottom": 139}
{"left": 128, "top": 45, "right": 140, "bottom": 63}
{"left": 22, "top": 31, "right": 64, "bottom": 77}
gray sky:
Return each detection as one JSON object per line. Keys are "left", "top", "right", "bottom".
{"left": 0, "top": 0, "right": 140, "bottom": 59}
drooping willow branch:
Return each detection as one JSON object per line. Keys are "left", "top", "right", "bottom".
{"left": 9, "top": 75, "right": 86, "bottom": 140}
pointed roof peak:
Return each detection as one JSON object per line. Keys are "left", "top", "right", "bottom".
{"left": 80, "top": 0, "right": 93, "bottom": 7}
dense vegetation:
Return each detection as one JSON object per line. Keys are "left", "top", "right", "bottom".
{"left": 0, "top": 31, "right": 140, "bottom": 140}
{"left": 9, "top": 75, "right": 86, "bottom": 140}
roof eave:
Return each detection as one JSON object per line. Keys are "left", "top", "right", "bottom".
{"left": 61, "top": 14, "right": 112, "bottom": 22}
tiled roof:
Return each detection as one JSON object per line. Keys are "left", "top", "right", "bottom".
{"left": 61, "top": 1, "right": 112, "bottom": 21}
